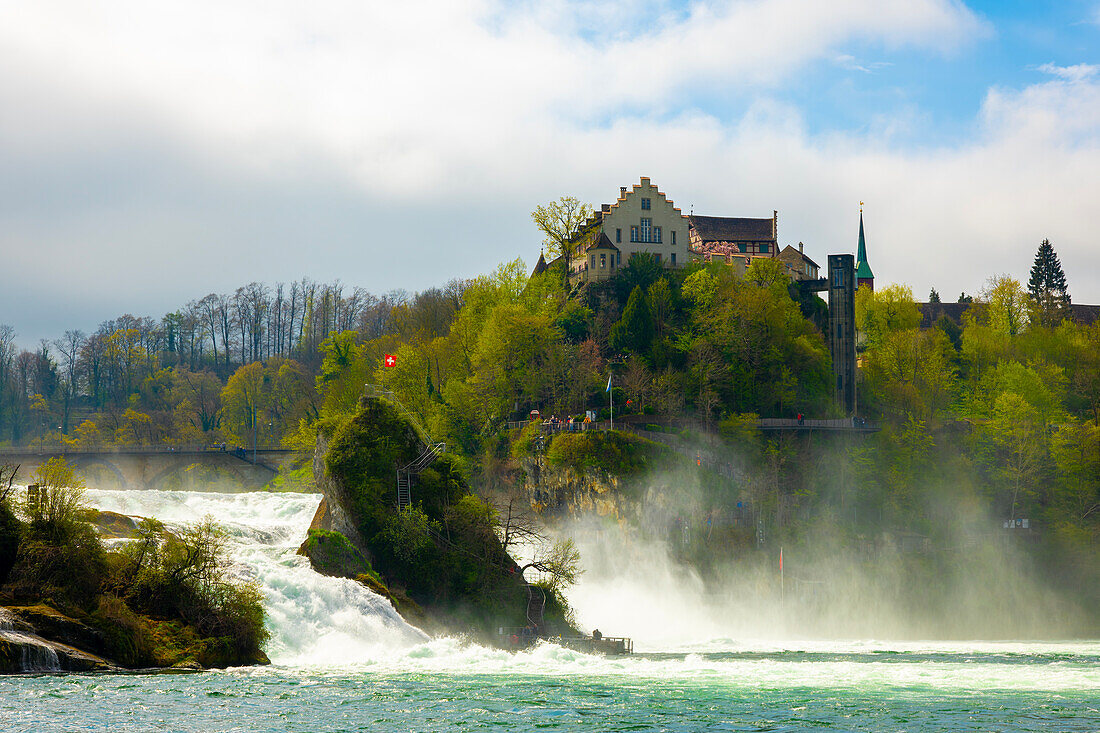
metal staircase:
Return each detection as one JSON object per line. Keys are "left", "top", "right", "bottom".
{"left": 396, "top": 441, "right": 446, "bottom": 510}
{"left": 365, "top": 384, "right": 445, "bottom": 510}
{"left": 525, "top": 583, "right": 546, "bottom": 629}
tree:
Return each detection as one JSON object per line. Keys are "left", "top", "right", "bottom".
{"left": 610, "top": 286, "right": 654, "bottom": 353}
{"left": 1027, "top": 239, "right": 1071, "bottom": 327}
{"left": 929, "top": 288, "right": 941, "bottom": 303}
{"left": 855, "top": 284, "right": 921, "bottom": 348}
{"left": 531, "top": 197, "right": 593, "bottom": 280}
{"left": 981, "top": 275, "right": 1029, "bottom": 336}
{"left": 27, "top": 457, "right": 88, "bottom": 541}
{"left": 220, "top": 362, "right": 268, "bottom": 445}
{"left": 520, "top": 538, "right": 582, "bottom": 593}
{"left": 977, "top": 393, "right": 1045, "bottom": 522}
{"left": 1051, "top": 419, "right": 1100, "bottom": 522}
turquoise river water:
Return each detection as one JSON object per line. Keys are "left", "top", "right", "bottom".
{"left": 2, "top": 490, "right": 1097, "bottom": 732}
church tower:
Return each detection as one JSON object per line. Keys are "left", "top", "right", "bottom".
{"left": 855, "top": 203, "right": 874, "bottom": 291}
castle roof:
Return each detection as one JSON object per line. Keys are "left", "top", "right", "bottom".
{"left": 586, "top": 232, "right": 620, "bottom": 252}
{"left": 532, "top": 252, "right": 549, "bottom": 276}
{"left": 779, "top": 244, "right": 819, "bottom": 269}
{"left": 689, "top": 215, "right": 774, "bottom": 242}
{"left": 856, "top": 211, "right": 874, "bottom": 280}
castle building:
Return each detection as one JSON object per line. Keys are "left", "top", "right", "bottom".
{"left": 688, "top": 211, "right": 819, "bottom": 281}
{"left": 566, "top": 177, "right": 690, "bottom": 285}
{"left": 555, "top": 176, "right": 819, "bottom": 285}
{"left": 855, "top": 206, "right": 874, "bottom": 291}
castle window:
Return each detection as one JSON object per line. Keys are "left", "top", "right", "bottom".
{"left": 739, "top": 243, "right": 747, "bottom": 253}
{"left": 760, "top": 243, "right": 769, "bottom": 254}
{"left": 671, "top": 253, "right": 676, "bottom": 266}
{"left": 640, "top": 218, "right": 651, "bottom": 242}
{"left": 600, "top": 253, "right": 606, "bottom": 268}
{"left": 654, "top": 253, "right": 662, "bottom": 265}
{"left": 641, "top": 198, "right": 651, "bottom": 210}
{"left": 616, "top": 228, "right": 621, "bottom": 243}
{"left": 653, "top": 226, "right": 662, "bottom": 243}
{"left": 591, "top": 254, "right": 596, "bottom": 268}
{"left": 630, "top": 226, "right": 638, "bottom": 243}
{"left": 672, "top": 230, "right": 676, "bottom": 245}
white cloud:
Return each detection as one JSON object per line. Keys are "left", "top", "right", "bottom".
{"left": 2, "top": 0, "right": 1099, "bottom": 341}
{"left": 0, "top": 0, "right": 985, "bottom": 193}
{"left": 1037, "top": 63, "right": 1100, "bottom": 82}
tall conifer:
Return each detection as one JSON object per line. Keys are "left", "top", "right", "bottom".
{"left": 1027, "top": 239, "right": 1070, "bottom": 326}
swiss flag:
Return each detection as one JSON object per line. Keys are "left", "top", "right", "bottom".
{"left": 384, "top": 354, "right": 396, "bottom": 368}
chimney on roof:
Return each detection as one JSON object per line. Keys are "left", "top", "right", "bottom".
{"left": 772, "top": 210, "right": 778, "bottom": 241}
{"left": 620, "top": 187, "right": 627, "bottom": 197}
{"left": 799, "top": 241, "right": 804, "bottom": 254}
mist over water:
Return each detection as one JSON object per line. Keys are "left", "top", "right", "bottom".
{"left": 558, "top": 471, "right": 1094, "bottom": 645}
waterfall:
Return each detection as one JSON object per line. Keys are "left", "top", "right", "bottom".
{"left": 19, "top": 634, "right": 61, "bottom": 671}
{"left": 85, "top": 489, "right": 428, "bottom": 666}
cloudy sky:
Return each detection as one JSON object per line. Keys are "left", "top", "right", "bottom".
{"left": 2, "top": 0, "right": 1098, "bottom": 344}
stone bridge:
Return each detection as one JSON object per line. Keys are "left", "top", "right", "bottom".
{"left": 0, "top": 446, "right": 297, "bottom": 491}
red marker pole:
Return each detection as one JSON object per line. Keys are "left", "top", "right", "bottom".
{"left": 780, "top": 546, "right": 785, "bottom": 601}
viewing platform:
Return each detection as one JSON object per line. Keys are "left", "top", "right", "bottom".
{"left": 498, "top": 628, "right": 633, "bottom": 655}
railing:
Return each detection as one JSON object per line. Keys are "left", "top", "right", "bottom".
{"left": 757, "top": 417, "right": 878, "bottom": 431}
{"left": 505, "top": 420, "right": 610, "bottom": 433}
{"left": 496, "top": 629, "right": 633, "bottom": 655}
{"left": 0, "top": 444, "right": 292, "bottom": 455}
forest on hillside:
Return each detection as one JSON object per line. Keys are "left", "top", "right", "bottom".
{"left": 0, "top": 239, "right": 1096, "bottom": 582}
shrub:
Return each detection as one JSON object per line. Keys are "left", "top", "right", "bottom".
{"left": 119, "top": 517, "right": 269, "bottom": 661}
{"left": 0, "top": 501, "right": 19, "bottom": 587}
{"left": 26, "top": 457, "right": 88, "bottom": 545}
{"left": 91, "top": 594, "right": 154, "bottom": 667}
{"left": 7, "top": 522, "right": 107, "bottom": 608}
{"left": 545, "top": 431, "right": 664, "bottom": 475}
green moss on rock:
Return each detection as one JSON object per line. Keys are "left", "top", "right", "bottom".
{"left": 298, "top": 528, "right": 381, "bottom": 583}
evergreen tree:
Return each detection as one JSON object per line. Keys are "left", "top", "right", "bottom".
{"left": 610, "top": 286, "right": 654, "bottom": 353}
{"left": 929, "top": 288, "right": 941, "bottom": 303}
{"left": 958, "top": 292, "right": 973, "bottom": 304}
{"left": 1028, "top": 239, "right": 1071, "bottom": 327}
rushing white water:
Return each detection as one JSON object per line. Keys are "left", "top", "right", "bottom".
{"left": 78, "top": 489, "right": 1100, "bottom": 694}
{"left": 84, "top": 489, "right": 427, "bottom": 665}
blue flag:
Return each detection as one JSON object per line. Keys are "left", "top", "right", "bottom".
{"left": 606, "top": 374, "right": 612, "bottom": 392}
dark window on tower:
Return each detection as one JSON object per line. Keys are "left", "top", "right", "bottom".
{"left": 654, "top": 226, "right": 662, "bottom": 243}
{"left": 616, "top": 228, "right": 622, "bottom": 243}
{"left": 641, "top": 198, "right": 651, "bottom": 210}
{"left": 671, "top": 253, "right": 676, "bottom": 266}
{"left": 672, "top": 230, "right": 676, "bottom": 245}
{"left": 630, "top": 226, "right": 638, "bottom": 242}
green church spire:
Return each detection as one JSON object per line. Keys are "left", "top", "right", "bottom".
{"left": 855, "top": 203, "right": 874, "bottom": 282}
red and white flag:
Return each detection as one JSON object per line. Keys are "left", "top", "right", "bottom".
{"left": 384, "top": 354, "right": 396, "bottom": 368}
